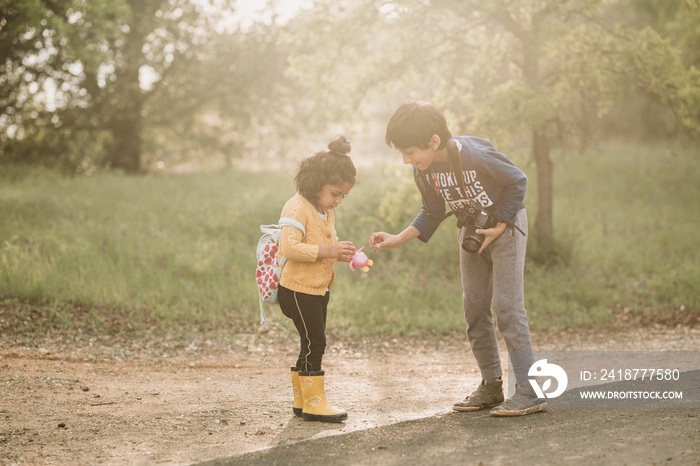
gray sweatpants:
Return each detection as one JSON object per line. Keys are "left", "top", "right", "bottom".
{"left": 458, "top": 208, "right": 534, "bottom": 386}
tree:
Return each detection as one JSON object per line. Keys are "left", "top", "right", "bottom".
{"left": 1, "top": 0, "right": 311, "bottom": 173}
{"left": 1, "top": 0, "right": 127, "bottom": 169}
{"left": 614, "top": 0, "right": 700, "bottom": 137}
{"left": 142, "top": 15, "right": 301, "bottom": 170}
{"left": 404, "top": 0, "right": 698, "bottom": 257}
{"left": 1, "top": 0, "right": 246, "bottom": 173}
{"left": 285, "top": 0, "right": 700, "bottom": 258}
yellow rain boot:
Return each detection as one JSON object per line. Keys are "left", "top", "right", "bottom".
{"left": 299, "top": 371, "right": 347, "bottom": 423}
{"left": 291, "top": 367, "right": 303, "bottom": 417}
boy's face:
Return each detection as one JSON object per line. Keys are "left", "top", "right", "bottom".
{"left": 315, "top": 181, "right": 353, "bottom": 211}
{"left": 395, "top": 134, "right": 442, "bottom": 171}
{"left": 398, "top": 146, "right": 437, "bottom": 171}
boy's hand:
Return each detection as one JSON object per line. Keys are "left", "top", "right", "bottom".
{"left": 475, "top": 222, "right": 507, "bottom": 254}
{"left": 369, "top": 226, "right": 420, "bottom": 252}
{"left": 369, "top": 232, "right": 399, "bottom": 252}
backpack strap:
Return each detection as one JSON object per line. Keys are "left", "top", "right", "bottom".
{"left": 276, "top": 217, "right": 305, "bottom": 267}
{"left": 278, "top": 217, "right": 305, "bottom": 236}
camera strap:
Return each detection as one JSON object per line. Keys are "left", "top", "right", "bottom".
{"left": 447, "top": 139, "right": 468, "bottom": 197}
{"left": 442, "top": 140, "right": 526, "bottom": 237}
{"left": 413, "top": 140, "right": 463, "bottom": 219}
{"left": 441, "top": 139, "right": 469, "bottom": 221}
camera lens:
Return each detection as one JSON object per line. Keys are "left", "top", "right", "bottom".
{"left": 462, "top": 238, "right": 481, "bottom": 253}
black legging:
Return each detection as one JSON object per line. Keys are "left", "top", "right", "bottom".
{"left": 278, "top": 285, "right": 329, "bottom": 372}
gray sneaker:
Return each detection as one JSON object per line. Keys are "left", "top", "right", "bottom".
{"left": 453, "top": 378, "right": 504, "bottom": 412}
{"left": 490, "top": 383, "right": 547, "bottom": 416}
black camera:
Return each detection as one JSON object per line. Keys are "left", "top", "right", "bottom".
{"left": 455, "top": 205, "right": 498, "bottom": 253}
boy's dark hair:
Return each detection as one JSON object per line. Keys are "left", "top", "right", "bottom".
{"left": 385, "top": 101, "right": 452, "bottom": 150}
{"left": 296, "top": 135, "right": 357, "bottom": 202}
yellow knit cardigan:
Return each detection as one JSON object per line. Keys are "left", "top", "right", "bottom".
{"left": 278, "top": 193, "right": 338, "bottom": 296}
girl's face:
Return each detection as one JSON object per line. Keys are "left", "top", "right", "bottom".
{"left": 315, "top": 181, "right": 353, "bottom": 212}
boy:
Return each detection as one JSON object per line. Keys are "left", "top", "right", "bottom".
{"left": 368, "top": 101, "right": 546, "bottom": 416}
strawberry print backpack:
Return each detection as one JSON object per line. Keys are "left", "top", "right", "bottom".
{"left": 256, "top": 217, "right": 305, "bottom": 326}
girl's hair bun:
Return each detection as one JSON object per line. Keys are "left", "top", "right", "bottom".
{"left": 328, "top": 134, "right": 351, "bottom": 156}
{"left": 295, "top": 134, "right": 357, "bottom": 200}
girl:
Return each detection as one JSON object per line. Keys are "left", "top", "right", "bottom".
{"left": 278, "top": 135, "right": 357, "bottom": 423}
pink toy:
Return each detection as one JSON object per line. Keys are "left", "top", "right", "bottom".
{"left": 349, "top": 247, "right": 373, "bottom": 272}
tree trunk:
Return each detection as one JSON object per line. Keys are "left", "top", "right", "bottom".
{"left": 533, "top": 128, "right": 554, "bottom": 254}
{"left": 104, "top": 0, "right": 150, "bottom": 174}
{"left": 107, "top": 115, "right": 142, "bottom": 173}
{"left": 516, "top": 11, "right": 555, "bottom": 255}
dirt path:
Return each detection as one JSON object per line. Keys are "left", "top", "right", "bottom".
{"left": 1, "top": 325, "right": 699, "bottom": 465}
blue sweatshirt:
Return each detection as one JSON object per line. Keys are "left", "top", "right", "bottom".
{"left": 410, "top": 136, "right": 527, "bottom": 243}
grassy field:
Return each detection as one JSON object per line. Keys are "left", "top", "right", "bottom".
{"left": 1, "top": 142, "right": 698, "bottom": 337}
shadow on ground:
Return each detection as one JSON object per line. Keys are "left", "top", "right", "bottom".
{"left": 200, "top": 409, "right": 699, "bottom": 466}
{"left": 200, "top": 372, "right": 700, "bottom": 466}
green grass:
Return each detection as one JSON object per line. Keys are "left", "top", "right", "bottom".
{"left": 0, "top": 166, "right": 296, "bottom": 331}
{"left": 1, "top": 142, "right": 698, "bottom": 336}
{"left": 524, "top": 142, "right": 700, "bottom": 329}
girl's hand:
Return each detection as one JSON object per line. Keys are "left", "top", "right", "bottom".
{"left": 475, "top": 222, "right": 507, "bottom": 254}
{"left": 319, "top": 241, "right": 356, "bottom": 261}
{"left": 335, "top": 241, "right": 356, "bottom": 262}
